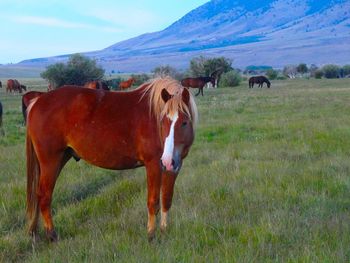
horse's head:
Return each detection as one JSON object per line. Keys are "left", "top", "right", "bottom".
{"left": 266, "top": 79, "right": 271, "bottom": 88}
{"left": 210, "top": 77, "right": 216, "bottom": 87}
{"left": 159, "top": 88, "right": 195, "bottom": 174}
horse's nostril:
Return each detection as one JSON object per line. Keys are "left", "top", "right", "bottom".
{"left": 171, "top": 159, "right": 175, "bottom": 166}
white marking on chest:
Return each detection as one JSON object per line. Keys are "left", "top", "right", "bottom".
{"left": 161, "top": 111, "right": 178, "bottom": 170}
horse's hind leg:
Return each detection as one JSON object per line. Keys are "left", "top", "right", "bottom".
{"left": 160, "top": 172, "right": 177, "bottom": 233}
{"left": 38, "top": 151, "right": 71, "bottom": 241}
{"left": 201, "top": 87, "right": 204, "bottom": 96}
{"left": 195, "top": 88, "right": 201, "bottom": 96}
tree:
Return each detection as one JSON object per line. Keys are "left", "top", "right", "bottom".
{"left": 283, "top": 65, "right": 297, "bottom": 78}
{"left": 314, "top": 69, "right": 324, "bottom": 79}
{"left": 266, "top": 69, "right": 278, "bottom": 80}
{"left": 297, "top": 63, "right": 308, "bottom": 75}
{"left": 41, "top": 54, "right": 105, "bottom": 88}
{"left": 152, "top": 65, "right": 179, "bottom": 78}
{"left": 342, "top": 65, "right": 350, "bottom": 76}
{"left": 309, "top": 64, "right": 319, "bottom": 78}
{"left": 189, "top": 56, "right": 232, "bottom": 76}
{"left": 219, "top": 70, "right": 242, "bottom": 87}
{"left": 322, "top": 64, "right": 340, "bottom": 79}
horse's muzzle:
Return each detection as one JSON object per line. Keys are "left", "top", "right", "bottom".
{"left": 160, "top": 150, "right": 182, "bottom": 174}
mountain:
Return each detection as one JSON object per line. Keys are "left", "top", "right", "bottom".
{"left": 18, "top": 0, "right": 350, "bottom": 72}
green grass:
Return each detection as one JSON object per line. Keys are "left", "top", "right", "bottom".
{"left": 1, "top": 78, "right": 350, "bottom": 262}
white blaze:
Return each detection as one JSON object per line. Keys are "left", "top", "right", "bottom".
{"left": 161, "top": 111, "right": 178, "bottom": 171}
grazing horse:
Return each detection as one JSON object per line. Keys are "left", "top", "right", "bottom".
{"left": 84, "top": 80, "right": 110, "bottom": 91}
{"left": 119, "top": 77, "right": 135, "bottom": 90}
{"left": 22, "top": 91, "right": 45, "bottom": 125}
{"left": 181, "top": 77, "right": 216, "bottom": 96}
{"left": 6, "top": 79, "right": 24, "bottom": 93}
{"left": 248, "top": 76, "right": 271, "bottom": 88}
{"left": 26, "top": 77, "right": 198, "bottom": 242}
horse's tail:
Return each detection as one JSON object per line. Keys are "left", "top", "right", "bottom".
{"left": 21, "top": 97, "right": 27, "bottom": 125}
{"left": 26, "top": 131, "right": 40, "bottom": 234}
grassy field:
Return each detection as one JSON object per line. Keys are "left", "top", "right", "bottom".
{"left": 1, "top": 78, "right": 350, "bottom": 262}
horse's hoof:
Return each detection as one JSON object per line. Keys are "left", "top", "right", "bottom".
{"left": 46, "top": 229, "right": 58, "bottom": 242}
{"left": 148, "top": 231, "right": 155, "bottom": 242}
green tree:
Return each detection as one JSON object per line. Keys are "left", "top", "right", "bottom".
{"left": 266, "top": 69, "right": 278, "bottom": 80}
{"left": 219, "top": 70, "right": 242, "bottom": 87}
{"left": 322, "top": 64, "right": 340, "bottom": 79}
{"left": 342, "top": 65, "right": 350, "bottom": 76}
{"left": 314, "top": 69, "right": 324, "bottom": 79}
{"left": 41, "top": 54, "right": 105, "bottom": 88}
{"left": 297, "top": 63, "right": 308, "bottom": 75}
{"left": 152, "top": 65, "right": 178, "bottom": 78}
{"left": 189, "top": 56, "right": 232, "bottom": 77}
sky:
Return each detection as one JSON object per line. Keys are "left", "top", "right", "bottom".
{"left": 0, "top": 0, "right": 208, "bottom": 64}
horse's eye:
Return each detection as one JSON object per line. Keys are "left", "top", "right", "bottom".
{"left": 182, "top": 121, "right": 188, "bottom": 127}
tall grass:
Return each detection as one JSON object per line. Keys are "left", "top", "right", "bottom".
{"left": 1, "top": 78, "right": 350, "bottom": 262}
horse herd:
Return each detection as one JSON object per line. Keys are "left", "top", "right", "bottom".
{"left": 0, "top": 74, "right": 271, "bottom": 243}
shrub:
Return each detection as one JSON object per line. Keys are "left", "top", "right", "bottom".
{"left": 130, "top": 74, "right": 150, "bottom": 86}
{"left": 314, "top": 69, "right": 324, "bottom": 79}
{"left": 219, "top": 70, "right": 242, "bottom": 87}
{"left": 266, "top": 69, "right": 278, "bottom": 80}
{"left": 322, "top": 64, "right": 340, "bottom": 79}
{"left": 41, "top": 54, "right": 105, "bottom": 88}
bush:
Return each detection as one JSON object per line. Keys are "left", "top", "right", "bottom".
{"left": 219, "top": 70, "right": 242, "bottom": 87}
{"left": 41, "top": 54, "right": 105, "bottom": 88}
{"left": 314, "top": 69, "right": 324, "bottom": 79}
{"left": 152, "top": 65, "right": 178, "bottom": 78}
{"left": 106, "top": 78, "right": 123, "bottom": 90}
{"left": 130, "top": 74, "right": 150, "bottom": 86}
{"left": 266, "top": 69, "right": 278, "bottom": 80}
{"left": 322, "top": 64, "right": 340, "bottom": 79}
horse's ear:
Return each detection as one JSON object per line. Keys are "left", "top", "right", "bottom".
{"left": 182, "top": 88, "right": 190, "bottom": 104}
{"left": 161, "top": 89, "right": 172, "bottom": 102}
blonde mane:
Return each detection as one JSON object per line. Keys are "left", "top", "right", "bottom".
{"left": 140, "top": 77, "right": 198, "bottom": 127}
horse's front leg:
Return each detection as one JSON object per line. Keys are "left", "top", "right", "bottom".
{"left": 145, "top": 160, "right": 162, "bottom": 241}
{"left": 160, "top": 172, "right": 177, "bottom": 233}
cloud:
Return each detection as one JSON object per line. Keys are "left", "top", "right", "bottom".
{"left": 7, "top": 15, "right": 122, "bottom": 32}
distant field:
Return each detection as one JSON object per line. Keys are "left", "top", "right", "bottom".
{"left": 1, "top": 79, "right": 350, "bottom": 262}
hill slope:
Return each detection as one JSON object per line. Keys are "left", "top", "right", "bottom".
{"left": 19, "top": 0, "right": 350, "bottom": 72}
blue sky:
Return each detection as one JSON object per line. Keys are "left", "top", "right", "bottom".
{"left": 0, "top": 0, "right": 208, "bottom": 64}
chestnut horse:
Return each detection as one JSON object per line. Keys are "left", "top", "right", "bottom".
{"left": 119, "top": 77, "right": 135, "bottom": 90}
{"left": 22, "top": 91, "right": 45, "bottom": 125}
{"left": 248, "top": 76, "right": 271, "bottom": 88}
{"left": 181, "top": 77, "right": 215, "bottom": 96}
{"left": 26, "top": 77, "right": 198, "bottom": 242}
{"left": 84, "top": 80, "right": 110, "bottom": 91}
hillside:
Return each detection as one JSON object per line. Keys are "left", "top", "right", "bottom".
{"left": 18, "top": 0, "right": 350, "bottom": 72}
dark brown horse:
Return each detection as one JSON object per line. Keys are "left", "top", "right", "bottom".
{"left": 22, "top": 91, "right": 45, "bottom": 125}
{"left": 84, "top": 80, "right": 110, "bottom": 91}
{"left": 6, "top": 79, "right": 25, "bottom": 93}
{"left": 119, "top": 77, "right": 135, "bottom": 90}
{"left": 181, "top": 77, "right": 215, "bottom": 96}
{"left": 26, "top": 77, "right": 198, "bottom": 242}
{"left": 248, "top": 76, "right": 271, "bottom": 88}
{"left": 7, "top": 79, "right": 20, "bottom": 93}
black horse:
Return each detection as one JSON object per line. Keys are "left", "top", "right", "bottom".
{"left": 0, "top": 80, "right": 2, "bottom": 88}
{"left": 249, "top": 76, "right": 271, "bottom": 88}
